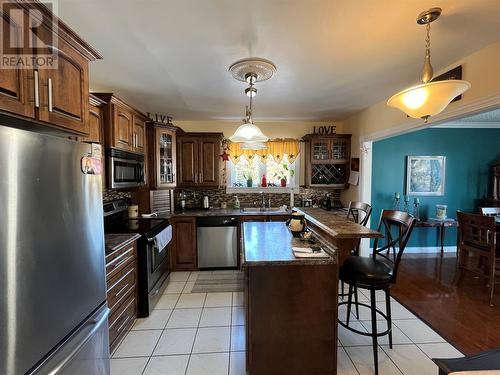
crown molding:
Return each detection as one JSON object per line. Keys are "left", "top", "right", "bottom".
{"left": 431, "top": 121, "right": 500, "bottom": 128}
{"left": 360, "top": 92, "right": 500, "bottom": 143}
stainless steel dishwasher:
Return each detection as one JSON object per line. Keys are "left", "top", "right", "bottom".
{"left": 197, "top": 216, "right": 238, "bottom": 268}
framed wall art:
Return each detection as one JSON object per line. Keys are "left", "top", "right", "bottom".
{"left": 406, "top": 156, "right": 446, "bottom": 196}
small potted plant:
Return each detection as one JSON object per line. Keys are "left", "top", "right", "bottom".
{"left": 280, "top": 177, "right": 287, "bottom": 187}
{"left": 273, "top": 164, "right": 294, "bottom": 188}
{"left": 244, "top": 173, "right": 253, "bottom": 187}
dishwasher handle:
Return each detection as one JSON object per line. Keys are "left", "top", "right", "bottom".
{"left": 196, "top": 216, "right": 238, "bottom": 227}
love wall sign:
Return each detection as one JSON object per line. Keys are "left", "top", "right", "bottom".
{"left": 313, "top": 125, "right": 336, "bottom": 135}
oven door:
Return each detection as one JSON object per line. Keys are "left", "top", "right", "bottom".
{"left": 109, "top": 151, "right": 144, "bottom": 189}
{"left": 146, "top": 226, "right": 172, "bottom": 291}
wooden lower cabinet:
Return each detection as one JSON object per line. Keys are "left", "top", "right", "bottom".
{"left": 245, "top": 264, "right": 338, "bottom": 374}
{"left": 170, "top": 216, "right": 197, "bottom": 271}
{"left": 105, "top": 239, "right": 138, "bottom": 353}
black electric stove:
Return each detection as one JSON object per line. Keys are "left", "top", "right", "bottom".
{"left": 103, "top": 200, "right": 172, "bottom": 317}
{"left": 105, "top": 218, "right": 170, "bottom": 239}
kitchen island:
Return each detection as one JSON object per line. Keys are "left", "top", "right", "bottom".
{"left": 242, "top": 209, "right": 381, "bottom": 375}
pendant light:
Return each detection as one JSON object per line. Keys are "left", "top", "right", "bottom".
{"left": 228, "top": 58, "right": 276, "bottom": 145}
{"left": 387, "top": 8, "right": 471, "bottom": 122}
{"left": 240, "top": 141, "right": 267, "bottom": 150}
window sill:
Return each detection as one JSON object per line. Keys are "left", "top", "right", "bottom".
{"left": 226, "top": 186, "right": 299, "bottom": 194}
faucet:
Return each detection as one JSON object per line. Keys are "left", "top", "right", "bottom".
{"left": 260, "top": 191, "right": 266, "bottom": 209}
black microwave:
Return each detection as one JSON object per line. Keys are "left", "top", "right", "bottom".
{"left": 107, "top": 149, "right": 145, "bottom": 189}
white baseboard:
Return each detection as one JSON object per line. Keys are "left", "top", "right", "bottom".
{"left": 404, "top": 246, "right": 457, "bottom": 254}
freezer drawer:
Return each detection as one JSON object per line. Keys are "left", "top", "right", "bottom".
{"left": 31, "top": 305, "right": 110, "bottom": 375}
{"left": 197, "top": 226, "right": 237, "bottom": 268}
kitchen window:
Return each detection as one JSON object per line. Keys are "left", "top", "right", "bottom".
{"left": 226, "top": 139, "right": 300, "bottom": 192}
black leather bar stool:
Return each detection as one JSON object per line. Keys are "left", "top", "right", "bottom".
{"left": 338, "top": 209, "right": 416, "bottom": 375}
{"left": 339, "top": 202, "right": 373, "bottom": 319}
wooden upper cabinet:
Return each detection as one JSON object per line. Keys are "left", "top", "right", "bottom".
{"left": 303, "top": 133, "right": 352, "bottom": 188}
{"left": 37, "top": 29, "right": 89, "bottom": 134}
{"left": 0, "top": 2, "right": 101, "bottom": 135}
{"left": 113, "top": 105, "right": 133, "bottom": 151}
{"left": 132, "top": 115, "right": 146, "bottom": 153}
{"left": 94, "top": 93, "right": 147, "bottom": 154}
{"left": 198, "top": 138, "right": 219, "bottom": 186}
{"left": 177, "top": 133, "right": 222, "bottom": 187}
{"left": 0, "top": 5, "right": 34, "bottom": 118}
{"left": 178, "top": 137, "right": 197, "bottom": 186}
{"left": 146, "top": 123, "right": 177, "bottom": 189}
{"left": 80, "top": 94, "right": 105, "bottom": 144}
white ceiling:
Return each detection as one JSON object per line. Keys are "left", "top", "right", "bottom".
{"left": 58, "top": 0, "right": 500, "bottom": 121}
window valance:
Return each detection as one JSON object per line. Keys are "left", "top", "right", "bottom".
{"left": 228, "top": 139, "right": 300, "bottom": 164}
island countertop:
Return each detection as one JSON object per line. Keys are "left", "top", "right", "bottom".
{"left": 294, "top": 207, "right": 382, "bottom": 239}
{"left": 242, "top": 221, "right": 336, "bottom": 266}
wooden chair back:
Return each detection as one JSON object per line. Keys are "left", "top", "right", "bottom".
{"left": 480, "top": 207, "right": 500, "bottom": 217}
{"left": 372, "top": 210, "right": 416, "bottom": 283}
{"left": 457, "top": 211, "right": 496, "bottom": 255}
{"left": 346, "top": 201, "right": 372, "bottom": 227}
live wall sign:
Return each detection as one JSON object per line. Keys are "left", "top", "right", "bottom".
{"left": 313, "top": 125, "right": 336, "bottom": 135}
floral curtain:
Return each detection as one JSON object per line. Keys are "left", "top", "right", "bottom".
{"left": 227, "top": 139, "right": 300, "bottom": 163}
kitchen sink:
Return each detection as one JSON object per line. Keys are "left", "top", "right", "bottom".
{"left": 241, "top": 207, "right": 287, "bottom": 213}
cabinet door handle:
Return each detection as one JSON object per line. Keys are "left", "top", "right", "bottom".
{"left": 34, "top": 70, "right": 40, "bottom": 108}
{"left": 48, "top": 78, "right": 53, "bottom": 112}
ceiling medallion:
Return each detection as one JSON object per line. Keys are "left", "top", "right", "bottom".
{"left": 228, "top": 57, "right": 277, "bottom": 83}
{"left": 387, "top": 8, "right": 471, "bottom": 122}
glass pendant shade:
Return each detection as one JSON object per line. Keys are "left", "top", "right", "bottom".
{"left": 229, "top": 121, "right": 269, "bottom": 143}
{"left": 387, "top": 80, "right": 471, "bottom": 120}
{"left": 240, "top": 141, "right": 267, "bottom": 150}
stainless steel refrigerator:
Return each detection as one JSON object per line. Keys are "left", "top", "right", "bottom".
{"left": 0, "top": 124, "right": 110, "bottom": 375}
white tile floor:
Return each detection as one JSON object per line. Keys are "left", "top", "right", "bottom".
{"left": 111, "top": 271, "right": 463, "bottom": 375}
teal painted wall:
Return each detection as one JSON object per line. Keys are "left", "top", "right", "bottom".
{"left": 371, "top": 128, "right": 500, "bottom": 248}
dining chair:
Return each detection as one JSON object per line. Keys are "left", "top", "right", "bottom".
{"left": 480, "top": 207, "right": 500, "bottom": 216}
{"left": 456, "top": 211, "right": 499, "bottom": 306}
{"left": 338, "top": 209, "right": 416, "bottom": 375}
{"left": 340, "top": 202, "right": 373, "bottom": 316}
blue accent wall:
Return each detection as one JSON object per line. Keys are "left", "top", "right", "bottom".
{"left": 371, "top": 128, "right": 500, "bottom": 248}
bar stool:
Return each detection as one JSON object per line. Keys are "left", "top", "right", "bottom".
{"left": 338, "top": 209, "right": 416, "bottom": 375}
{"left": 339, "top": 202, "right": 373, "bottom": 318}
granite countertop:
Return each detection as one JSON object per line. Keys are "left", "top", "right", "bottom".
{"left": 105, "top": 233, "right": 141, "bottom": 254}
{"left": 294, "top": 207, "right": 382, "bottom": 239}
{"left": 170, "top": 208, "right": 291, "bottom": 217}
{"left": 242, "top": 221, "right": 336, "bottom": 267}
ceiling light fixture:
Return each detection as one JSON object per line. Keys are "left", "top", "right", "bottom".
{"left": 387, "top": 8, "right": 471, "bottom": 122}
{"left": 240, "top": 141, "right": 267, "bottom": 150}
{"left": 228, "top": 58, "right": 277, "bottom": 147}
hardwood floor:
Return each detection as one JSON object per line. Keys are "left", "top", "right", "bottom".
{"left": 391, "top": 253, "right": 500, "bottom": 355}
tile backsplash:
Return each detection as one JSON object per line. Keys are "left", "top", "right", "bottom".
{"left": 174, "top": 187, "right": 341, "bottom": 210}
{"left": 103, "top": 188, "right": 131, "bottom": 203}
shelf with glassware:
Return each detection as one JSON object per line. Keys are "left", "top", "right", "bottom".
{"left": 146, "top": 121, "right": 178, "bottom": 189}
{"left": 302, "top": 134, "right": 352, "bottom": 188}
